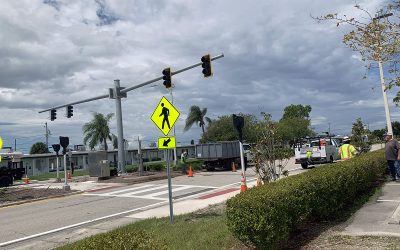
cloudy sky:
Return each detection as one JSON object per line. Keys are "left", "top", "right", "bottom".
{"left": 0, "top": 0, "right": 397, "bottom": 153}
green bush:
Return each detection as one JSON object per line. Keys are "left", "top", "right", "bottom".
{"left": 148, "top": 163, "right": 164, "bottom": 171}
{"left": 57, "top": 228, "right": 166, "bottom": 250}
{"left": 226, "top": 150, "right": 386, "bottom": 250}
{"left": 126, "top": 165, "right": 138, "bottom": 173}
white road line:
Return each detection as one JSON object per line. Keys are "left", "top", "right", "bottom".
{"left": 173, "top": 184, "right": 218, "bottom": 189}
{"left": 377, "top": 199, "right": 400, "bottom": 202}
{"left": 0, "top": 201, "right": 167, "bottom": 247}
{"left": 118, "top": 185, "right": 167, "bottom": 196}
{"left": 82, "top": 193, "right": 168, "bottom": 201}
{"left": 142, "top": 186, "right": 193, "bottom": 198}
{"left": 104, "top": 184, "right": 154, "bottom": 195}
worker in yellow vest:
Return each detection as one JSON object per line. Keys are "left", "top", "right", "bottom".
{"left": 339, "top": 137, "right": 358, "bottom": 160}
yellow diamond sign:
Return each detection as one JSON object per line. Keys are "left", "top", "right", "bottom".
{"left": 158, "top": 136, "right": 176, "bottom": 149}
{"left": 151, "top": 96, "right": 180, "bottom": 136}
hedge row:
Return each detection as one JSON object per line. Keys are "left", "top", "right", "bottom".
{"left": 226, "top": 150, "right": 386, "bottom": 250}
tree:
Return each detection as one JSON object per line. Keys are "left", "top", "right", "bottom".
{"left": 252, "top": 113, "right": 292, "bottom": 184}
{"left": 184, "top": 106, "right": 211, "bottom": 134}
{"left": 371, "top": 128, "right": 386, "bottom": 141}
{"left": 351, "top": 118, "right": 371, "bottom": 151}
{"left": 314, "top": 4, "right": 400, "bottom": 104}
{"left": 201, "top": 114, "right": 259, "bottom": 143}
{"left": 82, "top": 112, "right": 114, "bottom": 150}
{"left": 392, "top": 121, "right": 400, "bottom": 136}
{"left": 30, "top": 142, "right": 49, "bottom": 154}
{"left": 276, "top": 104, "right": 314, "bottom": 145}
{"left": 112, "top": 134, "right": 118, "bottom": 149}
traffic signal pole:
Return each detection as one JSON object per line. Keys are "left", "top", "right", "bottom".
{"left": 114, "top": 80, "right": 126, "bottom": 173}
{"left": 38, "top": 54, "right": 224, "bottom": 174}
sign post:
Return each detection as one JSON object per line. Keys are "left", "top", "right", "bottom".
{"left": 151, "top": 96, "right": 180, "bottom": 224}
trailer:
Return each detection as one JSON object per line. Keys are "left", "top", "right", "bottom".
{"left": 195, "top": 141, "right": 247, "bottom": 171}
{"left": 0, "top": 152, "right": 25, "bottom": 187}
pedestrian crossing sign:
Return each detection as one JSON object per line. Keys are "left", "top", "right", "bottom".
{"left": 158, "top": 136, "right": 176, "bottom": 149}
{"left": 151, "top": 96, "right": 180, "bottom": 136}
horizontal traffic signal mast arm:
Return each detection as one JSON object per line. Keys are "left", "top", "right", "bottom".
{"left": 120, "top": 53, "right": 224, "bottom": 94}
{"left": 38, "top": 94, "right": 109, "bottom": 113}
{"left": 38, "top": 53, "right": 224, "bottom": 114}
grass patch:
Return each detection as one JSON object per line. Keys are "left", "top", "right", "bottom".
{"left": 58, "top": 204, "right": 246, "bottom": 250}
{"left": 28, "top": 169, "right": 89, "bottom": 181}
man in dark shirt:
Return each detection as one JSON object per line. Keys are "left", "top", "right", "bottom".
{"left": 384, "top": 132, "right": 400, "bottom": 181}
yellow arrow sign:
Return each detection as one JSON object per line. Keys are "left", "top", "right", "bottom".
{"left": 158, "top": 136, "right": 176, "bottom": 149}
{"left": 0, "top": 136, "right": 2, "bottom": 150}
{"left": 151, "top": 96, "right": 180, "bottom": 136}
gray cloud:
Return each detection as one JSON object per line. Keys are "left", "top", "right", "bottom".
{"left": 0, "top": 0, "right": 395, "bottom": 152}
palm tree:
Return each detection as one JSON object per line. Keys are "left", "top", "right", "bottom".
{"left": 184, "top": 106, "right": 211, "bottom": 134}
{"left": 83, "top": 112, "right": 114, "bottom": 150}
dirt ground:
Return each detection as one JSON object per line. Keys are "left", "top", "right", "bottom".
{"left": 0, "top": 187, "right": 72, "bottom": 206}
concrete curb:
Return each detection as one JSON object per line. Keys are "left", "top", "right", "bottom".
{"left": 0, "top": 190, "right": 84, "bottom": 208}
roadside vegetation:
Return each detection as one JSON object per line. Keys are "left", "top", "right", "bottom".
{"left": 226, "top": 150, "right": 386, "bottom": 249}
{"left": 57, "top": 204, "right": 244, "bottom": 250}
{"left": 125, "top": 158, "right": 204, "bottom": 173}
{"left": 25, "top": 169, "right": 89, "bottom": 181}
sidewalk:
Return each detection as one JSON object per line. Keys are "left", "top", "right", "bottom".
{"left": 341, "top": 181, "right": 400, "bottom": 237}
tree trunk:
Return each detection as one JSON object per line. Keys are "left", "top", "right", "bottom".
{"left": 104, "top": 139, "right": 108, "bottom": 151}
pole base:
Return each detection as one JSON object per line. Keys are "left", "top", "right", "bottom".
{"left": 55, "top": 178, "right": 62, "bottom": 183}
{"left": 62, "top": 184, "right": 71, "bottom": 191}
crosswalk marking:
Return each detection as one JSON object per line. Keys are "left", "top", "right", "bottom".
{"left": 145, "top": 186, "right": 192, "bottom": 197}
{"left": 105, "top": 184, "right": 154, "bottom": 195}
{"left": 83, "top": 184, "right": 216, "bottom": 201}
{"left": 120, "top": 185, "right": 167, "bottom": 196}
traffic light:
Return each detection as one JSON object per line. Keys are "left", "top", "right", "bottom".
{"left": 50, "top": 109, "right": 57, "bottom": 121}
{"left": 67, "top": 105, "right": 73, "bottom": 118}
{"left": 232, "top": 114, "right": 244, "bottom": 142}
{"left": 162, "top": 67, "right": 172, "bottom": 88}
{"left": 201, "top": 54, "right": 212, "bottom": 78}
{"left": 59, "top": 136, "right": 69, "bottom": 155}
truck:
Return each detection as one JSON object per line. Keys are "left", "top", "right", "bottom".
{"left": 195, "top": 141, "right": 247, "bottom": 171}
{"left": 0, "top": 152, "right": 25, "bottom": 187}
{"left": 294, "top": 137, "right": 340, "bottom": 169}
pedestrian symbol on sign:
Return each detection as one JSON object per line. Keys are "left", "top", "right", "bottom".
{"left": 160, "top": 103, "right": 170, "bottom": 129}
{"left": 151, "top": 96, "right": 180, "bottom": 136}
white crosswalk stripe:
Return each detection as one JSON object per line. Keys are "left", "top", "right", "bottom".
{"left": 83, "top": 184, "right": 217, "bottom": 201}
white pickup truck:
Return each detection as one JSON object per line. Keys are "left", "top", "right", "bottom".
{"left": 294, "top": 137, "right": 340, "bottom": 169}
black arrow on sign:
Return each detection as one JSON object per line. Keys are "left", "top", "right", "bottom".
{"left": 163, "top": 138, "right": 171, "bottom": 147}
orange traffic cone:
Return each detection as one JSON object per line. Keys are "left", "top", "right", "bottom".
{"left": 240, "top": 174, "right": 247, "bottom": 193}
{"left": 231, "top": 162, "right": 237, "bottom": 172}
{"left": 188, "top": 165, "right": 194, "bottom": 177}
{"left": 24, "top": 174, "right": 29, "bottom": 184}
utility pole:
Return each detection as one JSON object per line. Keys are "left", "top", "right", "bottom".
{"left": 138, "top": 137, "right": 144, "bottom": 175}
{"left": 170, "top": 88, "right": 178, "bottom": 168}
{"left": 14, "top": 139, "right": 16, "bottom": 152}
{"left": 374, "top": 11, "right": 394, "bottom": 135}
{"left": 45, "top": 122, "right": 49, "bottom": 149}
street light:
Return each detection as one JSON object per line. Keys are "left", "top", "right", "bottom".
{"left": 374, "top": 12, "right": 394, "bottom": 134}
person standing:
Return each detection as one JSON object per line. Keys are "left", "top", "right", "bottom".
{"left": 180, "top": 151, "right": 188, "bottom": 174}
{"left": 338, "top": 137, "right": 358, "bottom": 160}
{"left": 384, "top": 132, "right": 400, "bottom": 181}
